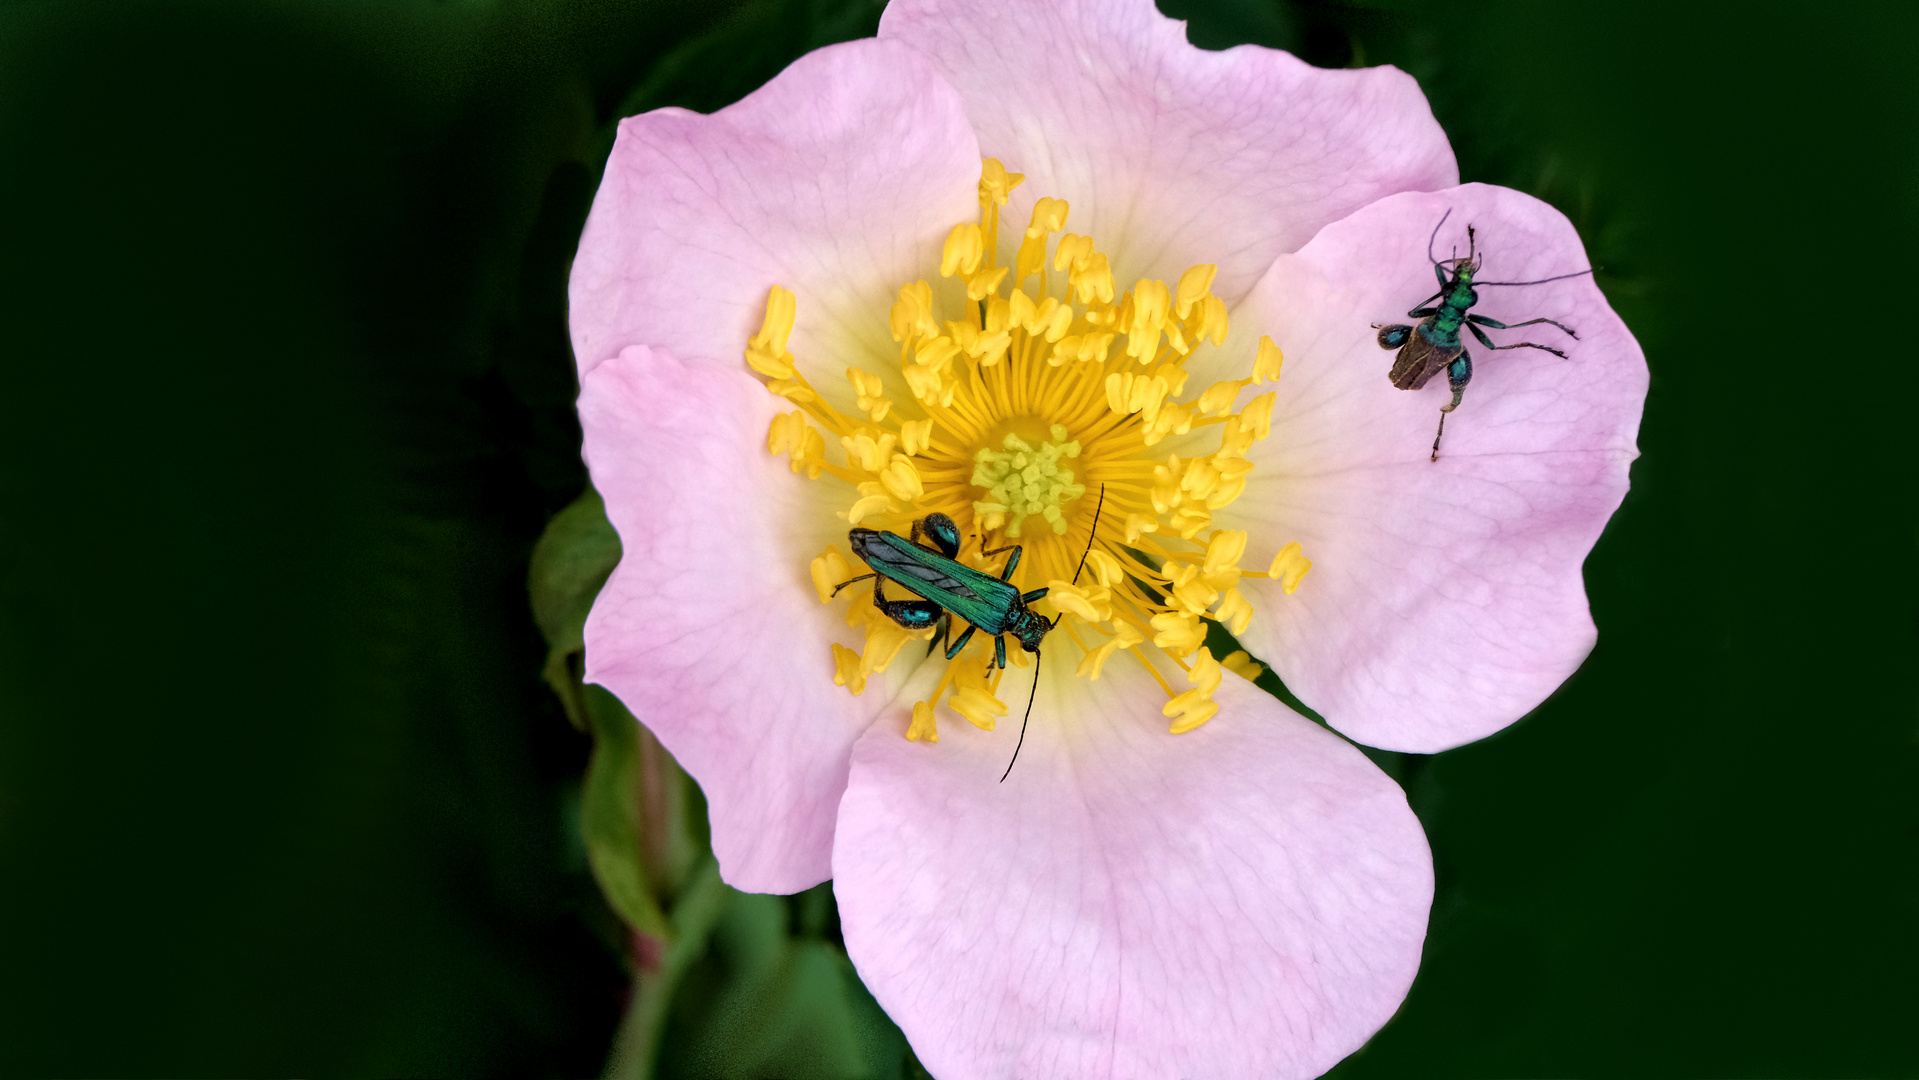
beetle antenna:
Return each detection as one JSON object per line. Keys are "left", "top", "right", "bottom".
{"left": 1069, "top": 485, "right": 1106, "bottom": 587}
{"left": 1000, "top": 653, "right": 1039, "bottom": 784}
{"left": 1426, "top": 208, "right": 1452, "bottom": 266}
{"left": 1475, "top": 268, "right": 1595, "bottom": 287}
{"left": 1051, "top": 484, "right": 1108, "bottom": 631}
{"left": 1005, "top": 485, "right": 1106, "bottom": 783}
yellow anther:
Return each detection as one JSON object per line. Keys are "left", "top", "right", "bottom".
{"left": 1253, "top": 335, "right": 1285, "bottom": 382}
{"left": 941, "top": 222, "right": 986, "bottom": 277}
{"left": 745, "top": 285, "right": 798, "bottom": 379}
{"left": 1218, "top": 414, "right": 1258, "bottom": 459}
{"left": 1197, "top": 378, "right": 1247, "bottom": 417}
{"left": 1179, "top": 457, "right": 1221, "bottom": 500}
{"left": 1150, "top": 610, "right": 1207, "bottom": 657}
{"left": 1269, "top": 541, "right": 1313, "bottom": 594}
{"left": 1150, "top": 457, "right": 1184, "bottom": 514}
{"left": 907, "top": 700, "right": 939, "bottom": 743}
{"left": 841, "top": 431, "right": 897, "bottom": 473}
{"left": 1075, "top": 622, "right": 1143, "bottom": 681}
{"left": 1152, "top": 362, "right": 1191, "bottom": 397}
{"left": 1166, "top": 562, "right": 1217, "bottom": 616}
{"left": 859, "top": 620, "right": 921, "bottom": 676}
{"left": 1206, "top": 457, "right": 1255, "bottom": 511}
{"left": 767, "top": 410, "right": 825, "bottom": 479}
{"left": 914, "top": 334, "right": 960, "bottom": 372}
{"left": 1079, "top": 253, "right": 1115, "bottom": 305}
{"left": 1206, "top": 475, "right": 1248, "bottom": 511}
{"left": 1125, "top": 278, "right": 1171, "bottom": 360}
{"left": 899, "top": 417, "right": 934, "bottom": 457}
{"left": 1054, "top": 332, "right": 1113, "bottom": 366}
{"left": 880, "top": 453, "right": 924, "bottom": 502}
{"left": 831, "top": 643, "right": 866, "bottom": 695}
{"left": 1164, "top": 647, "right": 1224, "bottom": 733}
{"left": 1054, "top": 233, "right": 1093, "bottom": 273}
{"left": 950, "top": 686, "right": 1006, "bottom": 731}
{"left": 978, "top": 158, "right": 1024, "bottom": 207}
{"left": 1012, "top": 293, "right": 1072, "bottom": 342}
{"left": 950, "top": 321, "right": 1012, "bottom": 366}
{"left": 1220, "top": 649, "right": 1264, "bottom": 681}
{"left": 846, "top": 491, "right": 893, "bottom": 525}
{"left": 1082, "top": 549, "right": 1124, "bottom": 588}
{"left": 902, "top": 360, "right": 951, "bottom": 406}
{"left": 1169, "top": 505, "right": 1212, "bottom": 538}
{"left": 981, "top": 296, "right": 1009, "bottom": 334}
{"left": 1214, "top": 586, "right": 1253, "bottom": 634}
{"left": 1163, "top": 319, "right": 1192, "bottom": 358}
{"left": 1054, "top": 235, "right": 1114, "bottom": 305}
{"left": 1105, "top": 371, "right": 1170, "bottom": 420}
{"left": 890, "top": 280, "right": 939, "bottom": 343}
{"left": 1026, "top": 196, "right": 1069, "bottom": 238}
{"left": 1202, "top": 529, "right": 1248, "bottom": 586}
{"left": 1142, "top": 400, "right": 1195, "bottom": 446}
{"left": 846, "top": 367, "right": 893, "bottom": 422}
{"left": 1123, "top": 511, "right": 1160, "bottom": 542}
{"left": 809, "top": 546, "right": 854, "bottom": 603}
{"left": 1041, "top": 301, "right": 1074, "bottom": 342}
{"left": 1190, "top": 294, "right": 1229, "bottom": 346}
{"left": 966, "top": 264, "right": 1010, "bottom": 301}
{"left": 1174, "top": 264, "right": 1217, "bottom": 320}
{"left": 1047, "top": 579, "right": 1112, "bottom": 623}
{"left": 1015, "top": 233, "right": 1048, "bottom": 284}
{"left": 1240, "top": 391, "right": 1277, "bottom": 439}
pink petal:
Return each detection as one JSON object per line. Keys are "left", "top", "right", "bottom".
{"left": 1225, "top": 184, "right": 1647, "bottom": 752}
{"left": 569, "top": 38, "right": 982, "bottom": 389}
{"left": 580, "top": 345, "right": 889, "bottom": 893}
{"left": 879, "top": 0, "right": 1457, "bottom": 304}
{"left": 834, "top": 666, "right": 1431, "bottom": 1080}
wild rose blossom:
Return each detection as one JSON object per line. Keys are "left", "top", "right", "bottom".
{"left": 569, "top": 0, "right": 1646, "bottom": 1076}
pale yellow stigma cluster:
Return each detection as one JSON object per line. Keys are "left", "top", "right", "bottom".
{"left": 749, "top": 159, "right": 1312, "bottom": 742}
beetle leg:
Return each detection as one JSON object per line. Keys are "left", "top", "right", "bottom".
{"left": 830, "top": 572, "right": 876, "bottom": 598}
{"left": 1431, "top": 349, "right": 1472, "bottom": 462}
{"left": 981, "top": 542, "right": 1023, "bottom": 581}
{"left": 1468, "top": 313, "right": 1577, "bottom": 339}
{"left": 1467, "top": 319, "right": 1566, "bottom": 357}
{"left": 995, "top": 634, "right": 1008, "bottom": 670}
{"left": 944, "top": 623, "right": 979, "bottom": 661}
{"left": 925, "top": 610, "right": 951, "bottom": 657}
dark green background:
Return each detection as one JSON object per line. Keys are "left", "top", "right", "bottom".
{"left": 3, "top": 0, "right": 1914, "bottom": 1075}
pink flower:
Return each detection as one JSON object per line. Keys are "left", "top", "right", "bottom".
{"left": 569, "top": 0, "right": 1646, "bottom": 1076}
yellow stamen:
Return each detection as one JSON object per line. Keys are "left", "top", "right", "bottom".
{"left": 907, "top": 700, "right": 940, "bottom": 743}
{"left": 831, "top": 643, "right": 866, "bottom": 695}
{"left": 809, "top": 546, "right": 854, "bottom": 603}
{"left": 744, "top": 158, "right": 1314, "bottom": 741}
{"left": 1220, "top": 649, "right": 1264, "bottom": 681}
{"left": 1270, "top": 541, "right": 1314, "bottom": 595}
{"left": 746, "top": 285, "right": 798, "bottom": 379}
{"left": 1164, "top": 646, "right": 1224, "bottom": 733}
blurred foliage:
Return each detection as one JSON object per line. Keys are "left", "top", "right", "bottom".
{"left": 530, "top": 489, "right": 912, "bottom": 1078}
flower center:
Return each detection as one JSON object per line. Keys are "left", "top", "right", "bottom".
{"left": 972, "top": 424, "right": 1084, "bottom": 538}
{"left": 747, "top": 159, "right": 1312, "bottom": 744}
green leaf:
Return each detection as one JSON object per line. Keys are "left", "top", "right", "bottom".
{"left": 530, "top": 487, "right": 623, "bottom": 729}
{"left": 579, "top": 684, "right": 673, "bottom": 942}
{"left": 656, "top": 885, "right": 908, "bottom": 1080}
